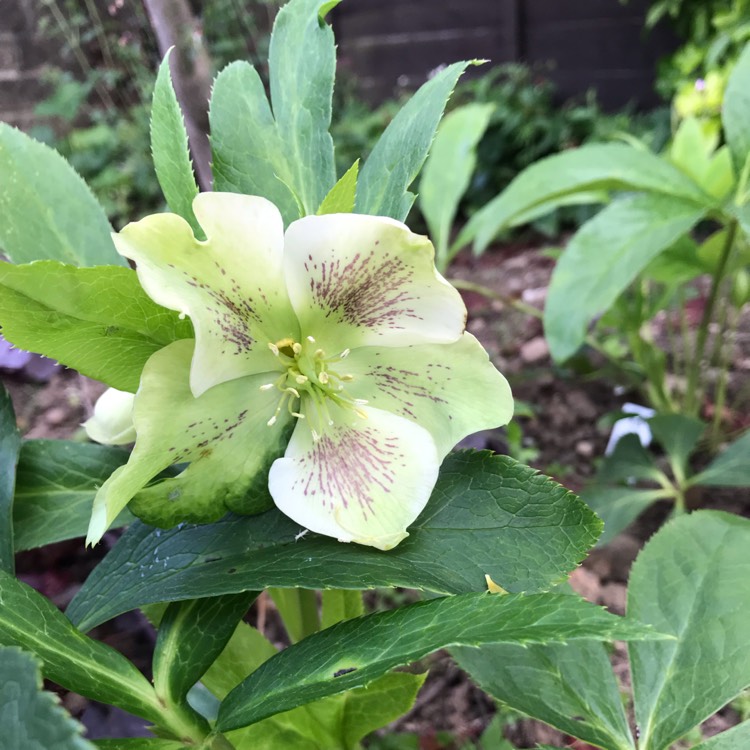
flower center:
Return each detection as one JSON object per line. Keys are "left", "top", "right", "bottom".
{"left": 261, "top": 336, "right": 366, "bottom": 440}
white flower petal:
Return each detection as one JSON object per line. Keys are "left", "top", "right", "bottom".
{"left": 283, "top": 213, "right": 466, "bottom": 352}
{"left": 268, "top": 405, "right": 440, "bottom": 550}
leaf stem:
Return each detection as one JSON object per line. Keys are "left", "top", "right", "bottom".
{"left": 684, "top": 220, "right": 738, "bottom": 417}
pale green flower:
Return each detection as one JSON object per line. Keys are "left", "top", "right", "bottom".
{"left": 86, "top": 193, "right": 513, "bottom": 550}
{"left": 83, "top": 388, "right": 136, "bottom": 445}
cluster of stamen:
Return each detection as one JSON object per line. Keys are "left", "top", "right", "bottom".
{"left": 261, "top": 336, "right": 367, "bottom": 440}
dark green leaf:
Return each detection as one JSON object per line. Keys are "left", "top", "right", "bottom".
{"left": 599, "top": 434, "right": 665, "bottom": 485}
{"left": 0, "top": 262, "right": 193, "bottom": 392}
{"left": 459, "top": 143, "right": 713, "bottom": 253}
{"left": 153, "top": 593, "right": 257, "bottom": 707}
{"left": 356, "top": 62, "right": 473, "bottom": 221}
{"left": 0, "top": 124, "right": 123, "bottom": 267}
{"left": 690, "top": 429, "right": 750, "bottom": 487}
{"left": 151, "top": 51, "right": 202, "bottom": 238}
{"left": 0, "top": 571, "right": 162, "bottom": 723}
{"left": 454, "top": 639, "right": 635, "bottom": 750}
{"left": 0, "top": 646, "right": 94, "bottom": 750}
{"left": 629, "top": 512, "right": 750, "bottom": 750}
{"left": 67, "top": 452, "right": 601, "bottom": 630}
{"left": 13, "top": 440, "right": 130, "bottom": 552}
{"left": 0, "top": 384, "right": 20, "bottom": 573}
{"left": 544, "top": 194, "right": 707, "bottom": 362}
{"left": 723, "top": 43, "right": 750, "bottom": 175}
{"left": 216, "top": 591, "right": 666, "bottom": 731}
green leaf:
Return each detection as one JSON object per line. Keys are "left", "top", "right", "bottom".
{"left": 210, "top": 0, "right": 337, "bottom": 223}
{"left": 226, "top": 672, "right": 425, "bottom": 750}
{"left": 210, "top": 61, "right": 300, "bottom": 225}
{"left": 583, "top": 486, "right": 666, "bottom": 546}
{"left": 268, "top": 0, "right": 337, "bottom": 215}
{"left": 0, "top": 262, "right": 193, "bottom": 392}
{"left": 0, "top": 570, "right": 162, "bottom": 723}
{"left": 629, "top": 511, "right": 750, "bottom": 750}
{"left": 690, "top": 429, "right": 750, "bottom": 487}
{"left": 321, "top": 590, "right": 364, "bottom": 629}
{"left": 0, "top": 645, "right": 94, "bottom": 750}
{"left": 93, "top": 743, "right": 185, "bottom": 750}
{"left": 356, "top": 61, "right": 474, "bottom": 221}
{"left": 648, "top": 414, "right": 705, "bottom": 478}
{"left": 544, "top": 193, "right": 707, "bottom": 362}
{"left": 600, "top": 434, "right": 664, "bottom": 485}
{"left": 0, "top": 123, "right": 123, "bottom": 266}
{"left": 269, "top": 589, "right": 320, "bottom": 644}
{"left": 317, "top": 160, "right": 359, "bottom": 215}
{"left": 67, "top": 452, "right": 602, "bottom": 630}
{"left": 151, "top": 50, "right": 202, "bottom": 238}
{"left": 419, "top": 102, "right": 494, "bottom": 269}
{"left": 459, "top": 143, "right": 713, "bottom": 253}
{"left": 153, "top": 593, "right": 257, "bottom": 707}
{"left": 216, "top": 591, "right": 666, "bottom": 731}
{"left": 453, "top": 639, "right": 635, "bottom": 750}
{"left": 723, "top": 43, "right": 750, "bottom": 174}
{"left": 13, "top": 440, "right": 131, "bottom": 551}
{"left": 691, "top": 721, "right": 750, "bottom": 750}
{"left": 0, "top": 384, "right": 21, "bottom": 573}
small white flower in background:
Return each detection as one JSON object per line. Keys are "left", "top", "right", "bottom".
{"left": 84, "top": 387, "right": 136, "bottom": 446}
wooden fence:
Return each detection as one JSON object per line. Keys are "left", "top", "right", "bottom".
{"left": 331, "top": 0, "right": 678, "bottom": 109}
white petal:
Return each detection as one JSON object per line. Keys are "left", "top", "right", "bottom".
{"left": 268, "top": 405, "right": 440, "bottom": 550}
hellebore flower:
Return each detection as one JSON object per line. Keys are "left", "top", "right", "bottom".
{"left": 86, "top": 193, "right": 513, "bottom": 550}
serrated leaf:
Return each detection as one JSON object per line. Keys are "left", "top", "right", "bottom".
{"left": 544, "top": 193, "right": 707, "bottom": 362}
{"left": 419, "top": 102, "right": 494, "bottom": 268}
{"left": 226, "top": 672, "right": 425, "bottom": 750}
{"left": 317, "top": 161, "right": 359, "bottom": 215}
{"left": 0, "top": 262, "right": 193, "bottom": 392}
{"left": 0, "top": 384, "right": 21, "bottom": 573}
{"left": 356, "top": 61, "right": 473, "bottom": 221}
{"left": 454, "top": 639, "right": 635, "bottom": 750}
{"left": 691, "top": 720, "right": 750, "bottom": 750}
{"left": 0, "top": 123, "right": 123, "bottom": 266}
{"left": 0, "top": 571, "right": 162, "bottom": 723}
{"left": 723, "top": 43, "right": 750, "bottom": 174}
{"left": 210, "top": 0, "right": 337, "bottom": 223}
{"left": 13, "top": 440, "right": 131, "bottom": 551}
{"left": 690, "top": 429, "right": 750, "bottom": 487}
{"left": 216, "top": 591, "right": 666, "bottom": 731}
{"left": 629, "top": 512, "right": 750, "bottom": 750}
{"left": 151, "top": 51, "right": 202, "bottom": 238}
{"left": 67, "top": 452, "right": 601, "bottom": 631}
{"left": 459, "top": 143, "right": 713, "bottom": 253}
{"left": 153, "top": 592, "right": 257, "bottom": 709}
{"left": 0, "top": 646, "right": 94, "bottom": 750}
{"left": 269, "top": 0, "right": 337, "bottom": 214}
{"left": 210, "top": 62, "right": 300, "bottom": 225}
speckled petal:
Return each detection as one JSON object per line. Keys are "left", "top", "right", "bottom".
{"left": 268, "top": 405, "right": 440, "bottom": 550}
{"left": 343, "top": 333, "right": 513, "bottom": 455}
{"left": 114, "top": 193, "right": 299, "bottom": 397}
{"left": 86, "top": 339, "right": 291, "bottom": 545}
{"left": 283, "top": 213, "right": 466, "bottom": 352}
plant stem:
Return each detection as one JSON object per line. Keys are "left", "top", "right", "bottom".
{"left": 449, "top": 278, "right": 543, "bottom": 320}
{"left": 297, "top": 588, "right": 321, "bottom": 640}
{"left": 684, "top": 220, "right": 738, "bottom": 417}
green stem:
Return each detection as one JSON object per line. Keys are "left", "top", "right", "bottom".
{"left": 449, "top": 278, "right": 543, "bottom": 320}
{"left": 685, "top": 220, "right": 738, "bottom": 417}
{"left": 153, "top": 700, "right": 212, "bottom": 746}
